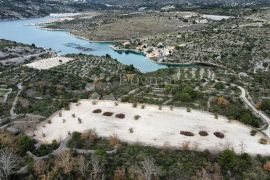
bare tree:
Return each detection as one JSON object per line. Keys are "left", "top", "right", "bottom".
{"left": 130, "top": 157, "right": 160, "bottom": 180}
{"left": 90, "top": 155, "right": 105, "bottom": 180}
{"left": 0, "top": 148, "right": 17, "bottom": 180}
{"left": 33, "top": 160, "right": 46, "bottom": 176}
{"left": 77, "top": 155, "right": 89, "bottom": 178}
{"left": 193, "top": 163, "right": 223, "bottom": 180}
{"left": 55, "top": 151, "right": 75, "bottom": 175}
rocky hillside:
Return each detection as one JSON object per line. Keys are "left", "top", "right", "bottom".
{"left": 90, "top": 0, "right": 269, "bottom": 8}
{"left": 0, "top": 0, "right": 107, "bottom": 20}
{"left": 0, "top": 0, "right": 269, "bottom": 20}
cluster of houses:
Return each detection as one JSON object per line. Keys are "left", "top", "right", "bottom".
{"left": 121, "top": 39, "right": 175, "bottom": 63}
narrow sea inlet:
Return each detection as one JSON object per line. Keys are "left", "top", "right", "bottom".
{"left": 0, "top": 16, "right": 167, "bottom": 72}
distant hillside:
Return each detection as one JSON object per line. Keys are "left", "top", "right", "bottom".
{"left": 0, "top": 0, "right": 108, "bottom": 20}
{"left": 0, "top": 0, "right": 269, "bottom": 20}
{"left": 90, "top": 0, "right": 270, "bottom": 8}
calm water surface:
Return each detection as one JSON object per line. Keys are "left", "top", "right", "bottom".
{"left": 0, "top": 16, "right": 167, "bottom": 72}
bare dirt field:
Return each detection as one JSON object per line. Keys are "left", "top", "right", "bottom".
{"left": 24, "top": 56, "right": 74, "bottom": 70}
{"left": 31, "top": 100, "right": 270, "bottom": 155}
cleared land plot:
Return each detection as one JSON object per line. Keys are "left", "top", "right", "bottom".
{"left": 73, "top": 15, "right": 191, "bottom": 41}
{"left": 24, "top": 57, "right": 74, "bottom": 70}
{"left": 32, "top": 100, "right": 270, "bottom": 155}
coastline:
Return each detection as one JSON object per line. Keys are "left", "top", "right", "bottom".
{"left": 38, "top": 26, "right": 120, "bottom": 44}
{"left": 111, "top": 45, "right": 232, "bottom": 70}
{"left": 35, "top": 18, "right": 234, "bottom": 71}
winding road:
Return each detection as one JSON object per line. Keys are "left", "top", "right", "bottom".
{"left": 10, "top": 82, "right": 23, "bottom": 119}
{"left": 237, "top": 85, "right": 270, "bottom": 137}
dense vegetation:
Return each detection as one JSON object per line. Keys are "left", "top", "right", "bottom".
{"left": 1, "top": 131, "right": 270, "bottom": 179}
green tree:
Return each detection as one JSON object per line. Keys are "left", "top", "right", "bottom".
{"left": 215, "top": 82, "right": 225, "bottom": 90}
{"left": 261, "top": 99, "right": 270, "bottom": 115}
{"left": 18, "top": 135, "right": 35, "bottom": 154}
{"left": 68, "top": 132, "right": 83, "bottom": 149}
{"left": 218, "top": 149, "right": 237, "bottom": 172}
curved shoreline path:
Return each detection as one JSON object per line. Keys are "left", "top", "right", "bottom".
{"left": 0, "top": 16, "right": 167, "bottom": 73}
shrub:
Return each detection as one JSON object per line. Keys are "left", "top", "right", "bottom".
{"left": 81, "top": 130, "right": 97, "bottom": 143}
{"left": 93, "top": 109, "right": 102, "bottom": 113}
{"left": 218, "top": 149, "right": 237, "bottom": 172}
{"left": 114, "top": 168, "right": 125, "bottom": 180}
{"left": 180, "top": 131, "right": 194, "bottom": 136}
{"left": 199, "top": 131, "right": 208, "bottom": 136}
{"left": 18, "top": 135, "right": 35, "bottom": 154}
{"left": 48, "top": 120, "right": 52, "bottom": 124}
{"left": 52, "top": 140, "right": 58, "bottom": 149}
{"left": 103, "top": 112, "right": 114, "bottom": 116}
{"left": 132, "top": 103, "right": 137, "bottom": 108}
{"left": 34, "top": 143, "right": 58, "bottom": 157}
{"left": 134, "top": 115, "right": 141, "bottom": 120}
{"left": 141, "top": 104, "right": 145, "bottom": 109}
{"left": 65, "top": 105, "right": 70, "bottom": 111}
{"left": 250, "top": 130, "right": 257, "bottom": 136}
{"left": 215, "top": 82, "right": 225, "bottom": 90}
{"left": 68, "top": 132, "right": 83, "bottom": 148}
{"left": 214, "top": 132, "right": 225, "bottom": 139}
{"left": 129, "top": 128, "right": 134, "bottom": 133}
{"left": 259, "top": 138, "right": 267, "bottom": 145}
{"left": 109, "top": 134, "right": 119, "bottom": 147}
{"left": 114, "top": 102, "right": 119, "bottom": 106}
{"left": 78, "top": 118, "right": 82, "bottom": 124}
{"left": 62, "top": 119, "right": 66, "bottom": 123}
{"left": 261, "top": 99, "right": 270, "bottom": 115}
{"left": 115, "top": 113, "right": 125, "bottom": 119}
{"left": 181, "top": 141, "right": 190, "bottom": 150}
{"left": 217, "top": 96, "right": 229, "bottom": 106}
{"left": 264, "top": 161, "right": 270, "bottom": 171}
{"left": 72, "top": 113, "right": 76, "bottom": 118}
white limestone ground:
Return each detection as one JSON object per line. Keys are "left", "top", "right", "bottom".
{"left": 24, "top": 57, "right": 74, "bottom": 70}
{"left": 202, "top": 15, "right": 232, "bottom": 21}
{"left": 31, "top": 100, "right": 270, "bottom": 155}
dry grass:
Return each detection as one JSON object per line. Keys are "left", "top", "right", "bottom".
{"left": 81, "top": 130, "right": 97, "bottom": 143}
{"left": 181, "top": 141, "right": 191, "bottom": 150}
{"left": 55, "top": 151, "right": 75, "bottom": 175}
{"left": 74, "top": 15, "right": 186, "bottom": 41}
{"left": 0, "top": 132, "right": 18, "bottom": 152}
{"left": 109, "top": 134, "right": 119, "bottom": 147}
{"left": 33, "top": 160, "right": 46, "bottom": 176}
{"left": 114, "top": 167, "right": 126, "bottom": 180}
{"left": 264, "top": 161, "right": 270, "bottom": 171}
